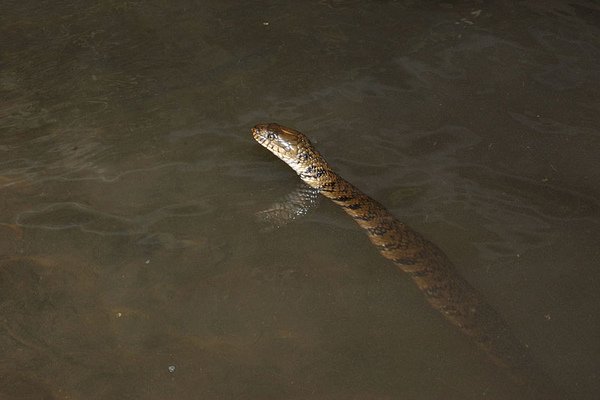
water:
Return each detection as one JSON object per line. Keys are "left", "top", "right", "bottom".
{"left": 1, "top": 1, "right": 599, "bottom": 399}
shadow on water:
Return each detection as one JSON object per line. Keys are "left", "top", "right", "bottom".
{"left": 1, "top": 0, "right": 599, "bottom": 399}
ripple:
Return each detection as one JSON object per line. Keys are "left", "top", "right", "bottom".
{"left": 16, "top": 202, "right": 133, "bottom": 235}
{"left": 15, "top": 198, "right": 219, "bottom": 237}
{"left": 509, "top": 111, "right": 597, "bottom": 137}
{"left": 457, "top": 165, "right": 600, "bottom": 221}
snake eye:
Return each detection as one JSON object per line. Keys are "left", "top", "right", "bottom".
{"left": 266, "top": 132, "right": 277, "bottom": 140}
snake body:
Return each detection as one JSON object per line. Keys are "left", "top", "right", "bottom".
{"left": 252, "top": 123, "right": 557, "bottom": 396}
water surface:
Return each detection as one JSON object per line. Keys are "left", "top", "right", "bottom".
{"left": 1, "top": 1, "right": 599, "bottom": 399}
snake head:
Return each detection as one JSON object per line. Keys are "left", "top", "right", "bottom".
{"left": 252, "top": 123, "right": 303, "bottom": 153}
{"left": 252, "top": 123, "right": 311, "bottom": 164}
{"left": 252, "top": 123, "right": 331, "bottom": 179}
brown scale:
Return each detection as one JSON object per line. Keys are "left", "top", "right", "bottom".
{"left": 252, "top": 123, "right": 560, "bottom": 398}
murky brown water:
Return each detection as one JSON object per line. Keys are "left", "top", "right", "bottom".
{"left": 2, "top": 1, "right": 599, "bottom": 399}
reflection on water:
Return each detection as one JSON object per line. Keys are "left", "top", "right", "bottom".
{"left": 1, "top": 1, "right": 599, "bottom": 399}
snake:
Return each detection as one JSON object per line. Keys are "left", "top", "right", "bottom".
{"left": 252, "top": 123, "right": 559, "bottom": 397}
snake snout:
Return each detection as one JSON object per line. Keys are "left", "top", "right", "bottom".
{"left": 251, "top": 124, "right": 268, "bottom": 143}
